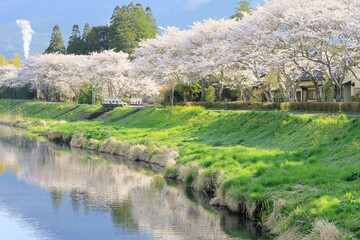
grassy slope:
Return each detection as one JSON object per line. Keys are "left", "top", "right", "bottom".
{"left": 0, "top": 100, "right": 77, "bottom": 119}
{"left": 57, "top": 105, "right": 103, "bottom": 121}
{"left": 0, "top": 100, "right": 359, "bottom": 238}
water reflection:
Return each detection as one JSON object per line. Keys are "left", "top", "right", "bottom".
{"left": 0, "top": 125, "right": 268, "bottom": 240}
{"left": 0, "top": 205, "right": 55, "bottom": 240}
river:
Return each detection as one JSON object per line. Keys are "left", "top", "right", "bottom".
{"left": 0, "top": 125, "right": 268, "bottom": 240}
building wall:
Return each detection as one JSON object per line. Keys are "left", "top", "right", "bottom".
{"left": 296, "top": 77, "right": 360, "bottom": 102}
{"left": 345, "top": 75, "right": 360, "bottom": 100}
{"left": 343, "top": 83, "right": 352, "bottom": 102}
{"left": 351, "top": 79, "right": 360, "bottom": 97}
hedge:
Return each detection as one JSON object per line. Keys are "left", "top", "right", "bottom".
{"left": 183, "top": 101, "right": 360, "bottom": 113}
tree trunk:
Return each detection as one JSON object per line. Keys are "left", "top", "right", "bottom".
{"left": 218, "top": 71, "right": 224, "bottom": 101}
{"left": 217, "top": 83, "right": 223, "bottom": 101}
{"left": 170, "top": 86, "right": 175, "bottom": 106}
{"left": 200, "top": 78, "right": 206, "bottom": 102}
{"left": 311, "top": 79, "right": 322, "bottom": 102}
{"left": 262, "top": 85, "right": 272, "bottom": 102}
{"left": 42, "top": 88, "right": 50, "bottom": 101}
{"left": 291, "top": 89, "right": 297, "bottom": 102}
{"left": 55, "top": 91, "right": 60, "bottom": 102}
{"left": 335, "top": 85, "right": 342, "bottom": 102}
{"left": 267, "top": 90, "right": 274, "bottom": 102}
{"left": 315, "top": 86, "right": 322, "bottom": 102}
{"left": 242, "top": 88, "right": 251, "bottom": 102}
{"left": 278, "top": 82, "right": 287, "bottom": 102}
{"left": 183, "top": 93, "right": 187, "bottom": 103}
{"left": 237, "top": 86, "right": 243, "bottom": 101}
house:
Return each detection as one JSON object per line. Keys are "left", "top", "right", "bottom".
{"left": 343, "top": 75, "right": 360, "bottom": 102}
{"left": 296, "top": 72, "right": 360, "bottom": 102}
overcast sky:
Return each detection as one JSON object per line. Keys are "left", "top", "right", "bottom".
{"left": 0, "top": 0, "right": 263, "bottom": 59}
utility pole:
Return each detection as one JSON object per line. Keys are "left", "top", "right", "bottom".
{"left": 92, "top": 90, "right": 96, "bottom": 105}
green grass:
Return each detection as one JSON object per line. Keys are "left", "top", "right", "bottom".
{"left": 57, "top": 105, "right": 104, "bottom": 121}
{"left": 0, "top": 100, "right": 77, "bottom": 119}
{"left": 0, "top": 100, "right": 359, "bottom": 238}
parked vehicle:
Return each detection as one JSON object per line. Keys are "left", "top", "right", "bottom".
{"left": 130, "top": 98, "right": 143, "bottom": 105}
{"left": 102, "top": 98, "right": 127, "bottom": 111}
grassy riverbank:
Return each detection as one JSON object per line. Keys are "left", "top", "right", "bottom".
{"left": 0, "top": 99, "right": 359, "bottom": 239}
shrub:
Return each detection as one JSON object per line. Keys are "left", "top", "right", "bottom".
{"left": 184, "top": 169, "right": 199, "bottom": 186}
{"left": 83, "top": 128, "right": 110, "bottom": 140}
{"left": 165, "top": 167, "right": 178, "bottom": 178}
{"left": 340, "top": 103, "right": 360, "bottom": 112}
{"left": 129, "top": 144, "right": 148, "bottom": 161}
{"left": 205, "top": 86, "right": 216, "bottom": 102}
{"left": 183, "top": 101, "right": 360, "bottom": 112}
{"left": 227, "top": 101, "right": 249, "bottom": 109}
{"left": 147, "top": 97, "right": 160, "bottom": 104}
{"left": 345, "top": 172, "right": 360, "bottom": 182}
{"left": 350, "top": 92, "right": 360, "bottom": 102}
{"left": 209, "top": 101, "right": 227, "bottom": 108}
{"left": 280, "top": 102, "right": 349, "bottom": 112}
{"left": 252, "top": 102, "right": 280, "bottom": 110}
{"left": 70, "top": 133, "right": 88, "bottom": 148}
{"left": 121, "top": 97, "right": 131, "bottom": 104}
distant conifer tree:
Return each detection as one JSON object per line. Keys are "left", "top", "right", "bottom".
{"left": 109, "top": 3, "right": 158, "bottom": 54}
{"left": 45, "top": 25, "right": 66, "bottom": 54}
{"left": 82, "top": 23, "right": 91, "bottom": 40}
{"left": 67, "top": 25, "right": 83, "bottom": 55}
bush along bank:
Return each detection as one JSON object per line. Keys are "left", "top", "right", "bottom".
{"left": 0, "top": 100, "right": 359, "bottom": 239}
{"left": 183, "top": 101, "right": 360, "bottom": 113}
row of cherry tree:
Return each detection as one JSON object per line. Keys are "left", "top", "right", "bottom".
{"left": 0, "top": 51, "right": 156, "bottom": 101}
{"left": 1, "top": 0, "right": 360, "bottom": 103}
{"left": 134, "top": 0, "right": 360, "bottom": 104}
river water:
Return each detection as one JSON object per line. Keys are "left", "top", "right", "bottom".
{"left": 0, "top": 125, "right": 268, "bottom": 240}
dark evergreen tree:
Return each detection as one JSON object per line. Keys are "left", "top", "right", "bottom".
{"left": 109, "top": 3, "right": 158, "bottom": 54}
{"left": 45, "top": 3, "right": 158, "bottom": 55}
{"left": 81, "top": 23, "right": 91, "bottom": 54}
{"left": 44, "top": 25, "right": 66, "bottom": 54}
{"left": 82, "top": 23, "right": 91, "bottom": 40}
{"left": 145, "top": 6, "right": 158, "bottom": 34}
{"left": 86, "top": 26, "right": 111, "bottom": 53}
{"left": 133, "top": 3, "right": 158, "bottom": 42}
{"left": 109, "top": 4, "right": 136, "bottom": 53}
{"left": 67, "top": 25, "right": 83, "bottom": 54}
{"left": 80, "top": 23, "right": 91, "bottom": 54}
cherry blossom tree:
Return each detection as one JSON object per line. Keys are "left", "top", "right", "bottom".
{"left": 132, "top": 27, "right": 191, "bottom": 106}
{"left": 11, "top": 51, "right": 156, "bottom": 101}
{"left": 87, "top": 51, "right": 157, "bottom": 98}
{"left": 182, "top": 18, "right": 250, "bottom": 101}
{"left": 233, "top": 0, "right": 360, "bottom": 102}
{"left": 15, "top": 54, "right": 87, "bottom": 100}
{"left": 4, "top": 0, "right": 360, "bottom": 104}
{"left": 0, "top": 65, "right": 18, "bottom": 88}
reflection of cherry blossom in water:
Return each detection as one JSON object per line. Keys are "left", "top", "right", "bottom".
{"left": 0, "top": 125, "right": 264, "bottom": 240}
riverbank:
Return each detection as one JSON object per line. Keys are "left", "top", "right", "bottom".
{"left": 0, "top": 125, "right": 265, "bottom": 240}
{"left": 0, "top": 99, "right": 359, "bottom": 239}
